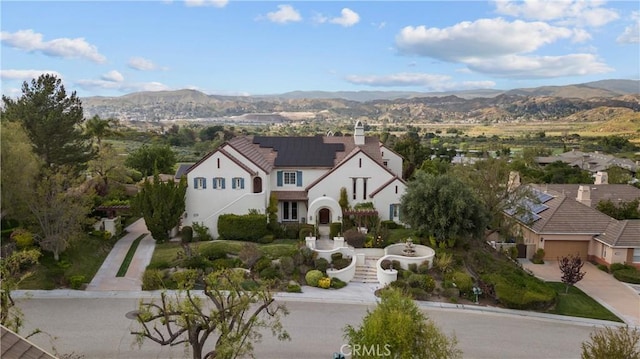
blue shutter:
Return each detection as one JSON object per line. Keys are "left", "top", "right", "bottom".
{"left": 213, "top": 178, "right": 218, "bottom": 189}
{"left": 202, "top": 178, "right": 206, "bottom": 189}
{"left": 296, "top": 171, "right": 302, "bottom": 187}
{"left": 232, "top": 178, "right": 237, "bottom": 189}
{"left": 277, "top": 171, "right": 283, "bottom": 187}
{"left": 389, "top": 204, "right": 394, "bottom": 220}
{"left": 221, "top": 178, "right": 226, "bottom": 189}
{"left": 240, "top": 178, "right": 245, "bottom": 189}
{"left": 193, "top": 178, "right": 198, "bottom": 189}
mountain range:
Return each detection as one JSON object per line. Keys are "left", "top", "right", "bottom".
{"left": 82, "top": 79, "right": 640, "bottom": 125}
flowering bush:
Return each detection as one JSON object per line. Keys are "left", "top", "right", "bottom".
{"left": 305, "top": 269, "right": 324, "bottom": 287}
{"left": 318, "top": 277, "right": 331, "bottom": 289}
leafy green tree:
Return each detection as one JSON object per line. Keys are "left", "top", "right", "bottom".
{"left": 0, "top": 121, "right": 41, "bottom": 219}
{"left": 606, "top": 166, "right": 633, "bottom": 184}
{"left": 400, "top": 172, "right": 489, "bottom": 246}
{"left": 0, "top": 249, "right": 41, "bottom": 332}
{"left": 199, "top": 125, "right": 224, "bottom": 141}
{"left": 596, "top": 199, "right": 640, "bottom": 220}
{"left": 596, "top": 136, "right": 637, "bottom": 153}
{"left": 26, "top": 168, "right": 92, "bottom": 261}
{"left": 132, "top": 269, "right": 289, "bottom": 359}
{"left": 581, "top": 326, "right": 640, "bottom": 359}
{"left": 344, "top": 288, "right": 461, "bottom": 359}
{"left": 393, "top": 133, "right": 431, "bottom": 179}
{"left": 87, "top": 143, "right": 129, "bottom": 197}
{"left": 541, "top": 161, "right": 593, "bottom": 184}
{"left": 125, "top": 144, "right": 177, "bottom": 176}
{"left": 84, "top": 115, "right": 118, "bottom": 149}
{"left": 267, "top": 193, "right": 279, "bottom": 232}
{"left": 132, "top": 174, "right": 186, "bottom": 242}
{"left": 1, "top": 74, "right": 93, "bottom": 172}
{"left": 339, "top": 187, "right": 349, "bottom": 210}
{"left": 419, "top": 157, "right": 450, "bottom": 175}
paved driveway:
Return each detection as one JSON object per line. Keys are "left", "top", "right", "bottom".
{"left": 522, "top": 260, "right": 640, "bottom": 326}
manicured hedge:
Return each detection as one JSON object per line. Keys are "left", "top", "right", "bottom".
{"left": 329, "top": 222, "right": 342, "bottom": 238}
{"left": 218, "top": 214, "right": 269, "bottom": 241}
{"left": 485, "top": 271, "right": 556, "bottom": 310}
{"left": 613, "top": 269, "right": 640, "bottom": 284}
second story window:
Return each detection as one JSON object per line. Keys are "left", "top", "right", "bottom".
{"left": 277, "top": 170, "right": 302, "bottom": 187}
{"left": 213, "top": 177, "right": 225, "bottom": 189}
{"left": 232, "top": 177, "right": 245, "bottom": 189}
{"left": 284, "top": 171, "right": 297, "bottom": 185}
{"left": 193, "top": 177, "right": 206, "bottom": 189}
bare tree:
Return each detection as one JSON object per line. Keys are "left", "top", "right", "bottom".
{"left": 131, "top": 269, "right": 289, "bottom": 359}
{"left": 558, "top": 254, "right": 586, "bottom": 293}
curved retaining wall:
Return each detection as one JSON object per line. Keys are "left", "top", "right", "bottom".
{"left": 376, "top": 244, "right": 435, "bottom": 286}
{"left": 314, "top": 247, "right": 357, "bottom": 283}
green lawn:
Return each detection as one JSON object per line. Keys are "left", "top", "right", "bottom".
{"left": 545, "top": 282, "right": 623, "bottom": 322}
{"left": 116, "top": 233, "right": 147, "bottom": 277}
{"left": 20, "top": 234, "right": 118, "bottom": 289}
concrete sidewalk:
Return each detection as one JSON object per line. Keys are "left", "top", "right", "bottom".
{"left": 86, "top": 218, "right": 155, "bottom": 291}
{"left": 522, "top": 260, "right": 640, "bottom": 327}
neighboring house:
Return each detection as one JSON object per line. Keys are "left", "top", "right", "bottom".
{"left": 1, "top": 325, "right": 57, "bottom": 359}
{"left": 536, "top": 149, "right": 638, "bottom": 175}
{"left": 506, "top": 182, "right": 640, "bottom": 268}
{"left": 183, "top": 121, "right": 406, "bottom": 237}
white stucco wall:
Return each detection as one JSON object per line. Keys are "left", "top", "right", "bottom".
{"left": 371, "top": 178, "right": 406, "bottom": 221}
{"left": 380, "top": 145, "right": 403, "bottom": 179}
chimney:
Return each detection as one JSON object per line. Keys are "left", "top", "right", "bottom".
{"left": 594, "top": 171, "right": 608, "bottom": 185}
{"left": 354, "top": 120, "right": 365, "bottom": 146}
{"left": 576, "top": 185, "right": 591, "bottom": 207}
{"left": 507, "top": 171, "right": 521, "bottom": 192}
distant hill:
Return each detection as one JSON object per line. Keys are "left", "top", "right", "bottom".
{"left": 81, "top": 79, "right": 640, "bottom": 124}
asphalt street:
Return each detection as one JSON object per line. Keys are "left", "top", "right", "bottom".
{"left": 16, "top": 296, "right": 599, "bottom": 359}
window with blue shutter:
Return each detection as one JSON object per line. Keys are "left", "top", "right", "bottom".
{"left": 277, "top": 171, "right": 283, "bottom": 187}
{"left": 296, "top": 170, "right": 302, "bottom": 187}
{"left": 193, "top": 177, "right": 206, "bottom": 189}
{"left": 240, "top": 178, "right": 245, "bottom": 189}
{"left": 232, "top": 177, "right": 245, "bottom": 189}
{"left": 212, "top": 177, "right": 218, "bottom": 189}
{"left": 221, "top": 178, "right": 226, "bottom": 189}
{"left": 389, "top": 204, "right": 394, "bottom": 220}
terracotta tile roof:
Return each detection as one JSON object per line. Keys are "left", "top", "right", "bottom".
{"left": 227, "top": 136, "right": 275, "bottom": 173}
{"left": 271, "top": 190, "right": 308, "bottom": 201}
{"left": 596, "top": 220, "right": 640, "bottom": 247}
{"left": 1, "top": 325, "right": 57, "bottom": 359}
{"left": 534, "top": 184, "right": 640, "bottom": 208}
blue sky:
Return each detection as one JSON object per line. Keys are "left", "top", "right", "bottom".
{"left": 1, "top": 1, "right": 639, "bottom": 98}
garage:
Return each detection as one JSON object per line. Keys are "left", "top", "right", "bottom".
{"left": 543, "top": 241, "right": 589, "bottom": 261}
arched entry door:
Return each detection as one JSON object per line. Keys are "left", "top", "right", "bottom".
{"left": 253, "top": 177, "right": 262, "bottom": 193}
{"left": 318, "top": 208, "right": 330, "bottom": 224}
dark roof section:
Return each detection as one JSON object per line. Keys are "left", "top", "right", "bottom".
{"left": 252, "top": 136, "right": 344, "bottom": 167}
{"left": 175, "top": 163, "right": 194, "bottom": 180}
{"left": 595, "top": 220, "right": 640, "bottom": 247}
{"left": 1, "top": 325, "right": 58, "bottom": 359}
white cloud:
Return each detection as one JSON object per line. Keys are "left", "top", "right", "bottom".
{"left": 0, "top": 29, "right": 106, "bottom": 63}
{"left": 493, "top": 0, "right": 619, "bottom": 27}
{"left": 617, "top": 12, "right": 640, "bottom": 44}
{"left": 76, "top": 78, "right": 171, "bottom": 93}
{"left": 344, "top": 72, "right": 496, "bottom": 91}
{"left": 396, "top": 18, "right": 573, "bottom": 61}
{"left": 0, "top": 69, "right": 63, "bottom": 81}
{"left": 184, "top": 0, "right": 228, "bottom": 7}
{"left": 128, "top": 57, "right": 158, "bottom": 71}
{"left": 466, "top": 53, "right": 612, "bottom": 78}
{"left": 101, "top": 70, "right": 124, "bottom": 82}
{"left": 329, "top": 8, "right": 360, "bottom": 27}
{"left": 265, "top": 5, "right": 301, "bottom": 24}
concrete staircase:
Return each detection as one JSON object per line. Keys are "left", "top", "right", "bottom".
{"left": 352, "top": 257, "right": 380, "bottom": 283}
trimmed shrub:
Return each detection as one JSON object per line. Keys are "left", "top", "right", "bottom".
{"left": 299, "top": 246, "right": 317, "bottom": 266}
{"left": 392, "top": 260, "right": 402, "bottom": 271}
{"left": 508, "top": 246, "right": 518, "bottom": 260}
{"left": 260, "top": 267, "right": 281, "bottom": 280}
{"left": 330, "top": 277, "right": 347, "bottom": 289}
{"left": 487, "top": 271, "right": 556, "bottom": 310}
{"left": 597, "top": 264, "right": 609, "bottom": 273}
{"left": 329, "top": 222, "right": 342, "bottom": 238}
{"left": 200, "top": 246, "right": 227, "bottom": 261}
{"left": 299, "top": 225, "right": 315, "bottom": 240}
{"left": 181, "top": 255, "right": 210, "bottom": 270}
{"left": 408, "top": 263, "right": 418, "bottom": 273}
{"left": 331, "top": 252, "right": 343, "bottom": 261}
{"left": 305, "top": 269, "right": 324, "bottom": 287}
{"left": 610, "top": 263, "right": 635, "bottom": 272}
{"left": 181, "top": 226, "right": 193, "bottom": 243}
{"left": 318, "top": 277, "right": 331, "bottom": 289}
{"left": 258, "top": 234, "right": 275, "bottom": 244}
{"left": 10, "top": 228, "right": 34, "bottom": 249}
{"left": 613, "top": 269, "right": 640, "bottom": 284}
{"left": 286, "top": 283, "right": 302, "bottom": 293}
{"left": 447, "top": 271, "right": 473, "bottom": 295}
{"left": 409, "top": 287, "right": 429, "bottom": 300}
{"left": 418, "top": 262, "right": 430, "bottom": 275}
{"left": 211, "top": 258, "right": 241, "bottom": 270}
{"left": 314, "top": 257, "right": 329, "bottom": 272}
{"left": 380, "top": 220, "right": 399, "bottom": 229}
{"left": 218, "top": 213, "right": 269, "bottom": 241}
{"left": 332, "top": 258, "right": 351, "bottom": 270}
{"left": 343, "top": 228, "right": 365, "bottom": 248}
{"left": 531, "top": 248, "right": 545, "bottom": 264}
{"left": 69, "top": 275, "right": 86, "bottom": 290}
{"left": 253, "top": 257, "right": 272, "bottom": 273}
{"left": 380, "top": 259, "right": 393, "bottom": 270}
{"left": 142, "top": 269, "right": 165, "bottom": 290}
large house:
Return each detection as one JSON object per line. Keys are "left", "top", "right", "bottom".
{"left": 507, "top": 182, "right": 640, "bottom": 268}
{"left": 183, "top": 121, "right": 406, "bottom": 238}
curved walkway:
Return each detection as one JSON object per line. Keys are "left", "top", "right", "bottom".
{"left": 522, "top": 260, "right": 640, "bottom": 327}
{"left": 86, "top": 219, "right": 155, "bottom": 291}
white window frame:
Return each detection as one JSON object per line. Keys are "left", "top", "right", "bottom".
{"left": 194, "top": 177, "right": 206, "bottom": 190}
{"left": 213, "top": 177, "right": 224, "bottom": 189}
{"left": 633, "top": 248, "right": 640, "bottom": 263}
{"left": 232, "top": 177, "right": 243, "bottom": 189}
{"left": 283, "top": 171, "right": 297, "bottom": 185}
{"left": 282, "top": 201, "right": 298, "bottom": 221}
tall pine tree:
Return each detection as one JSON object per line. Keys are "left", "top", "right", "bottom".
{"left": 132, "top": 174, "right": 187, "bottom": 242}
